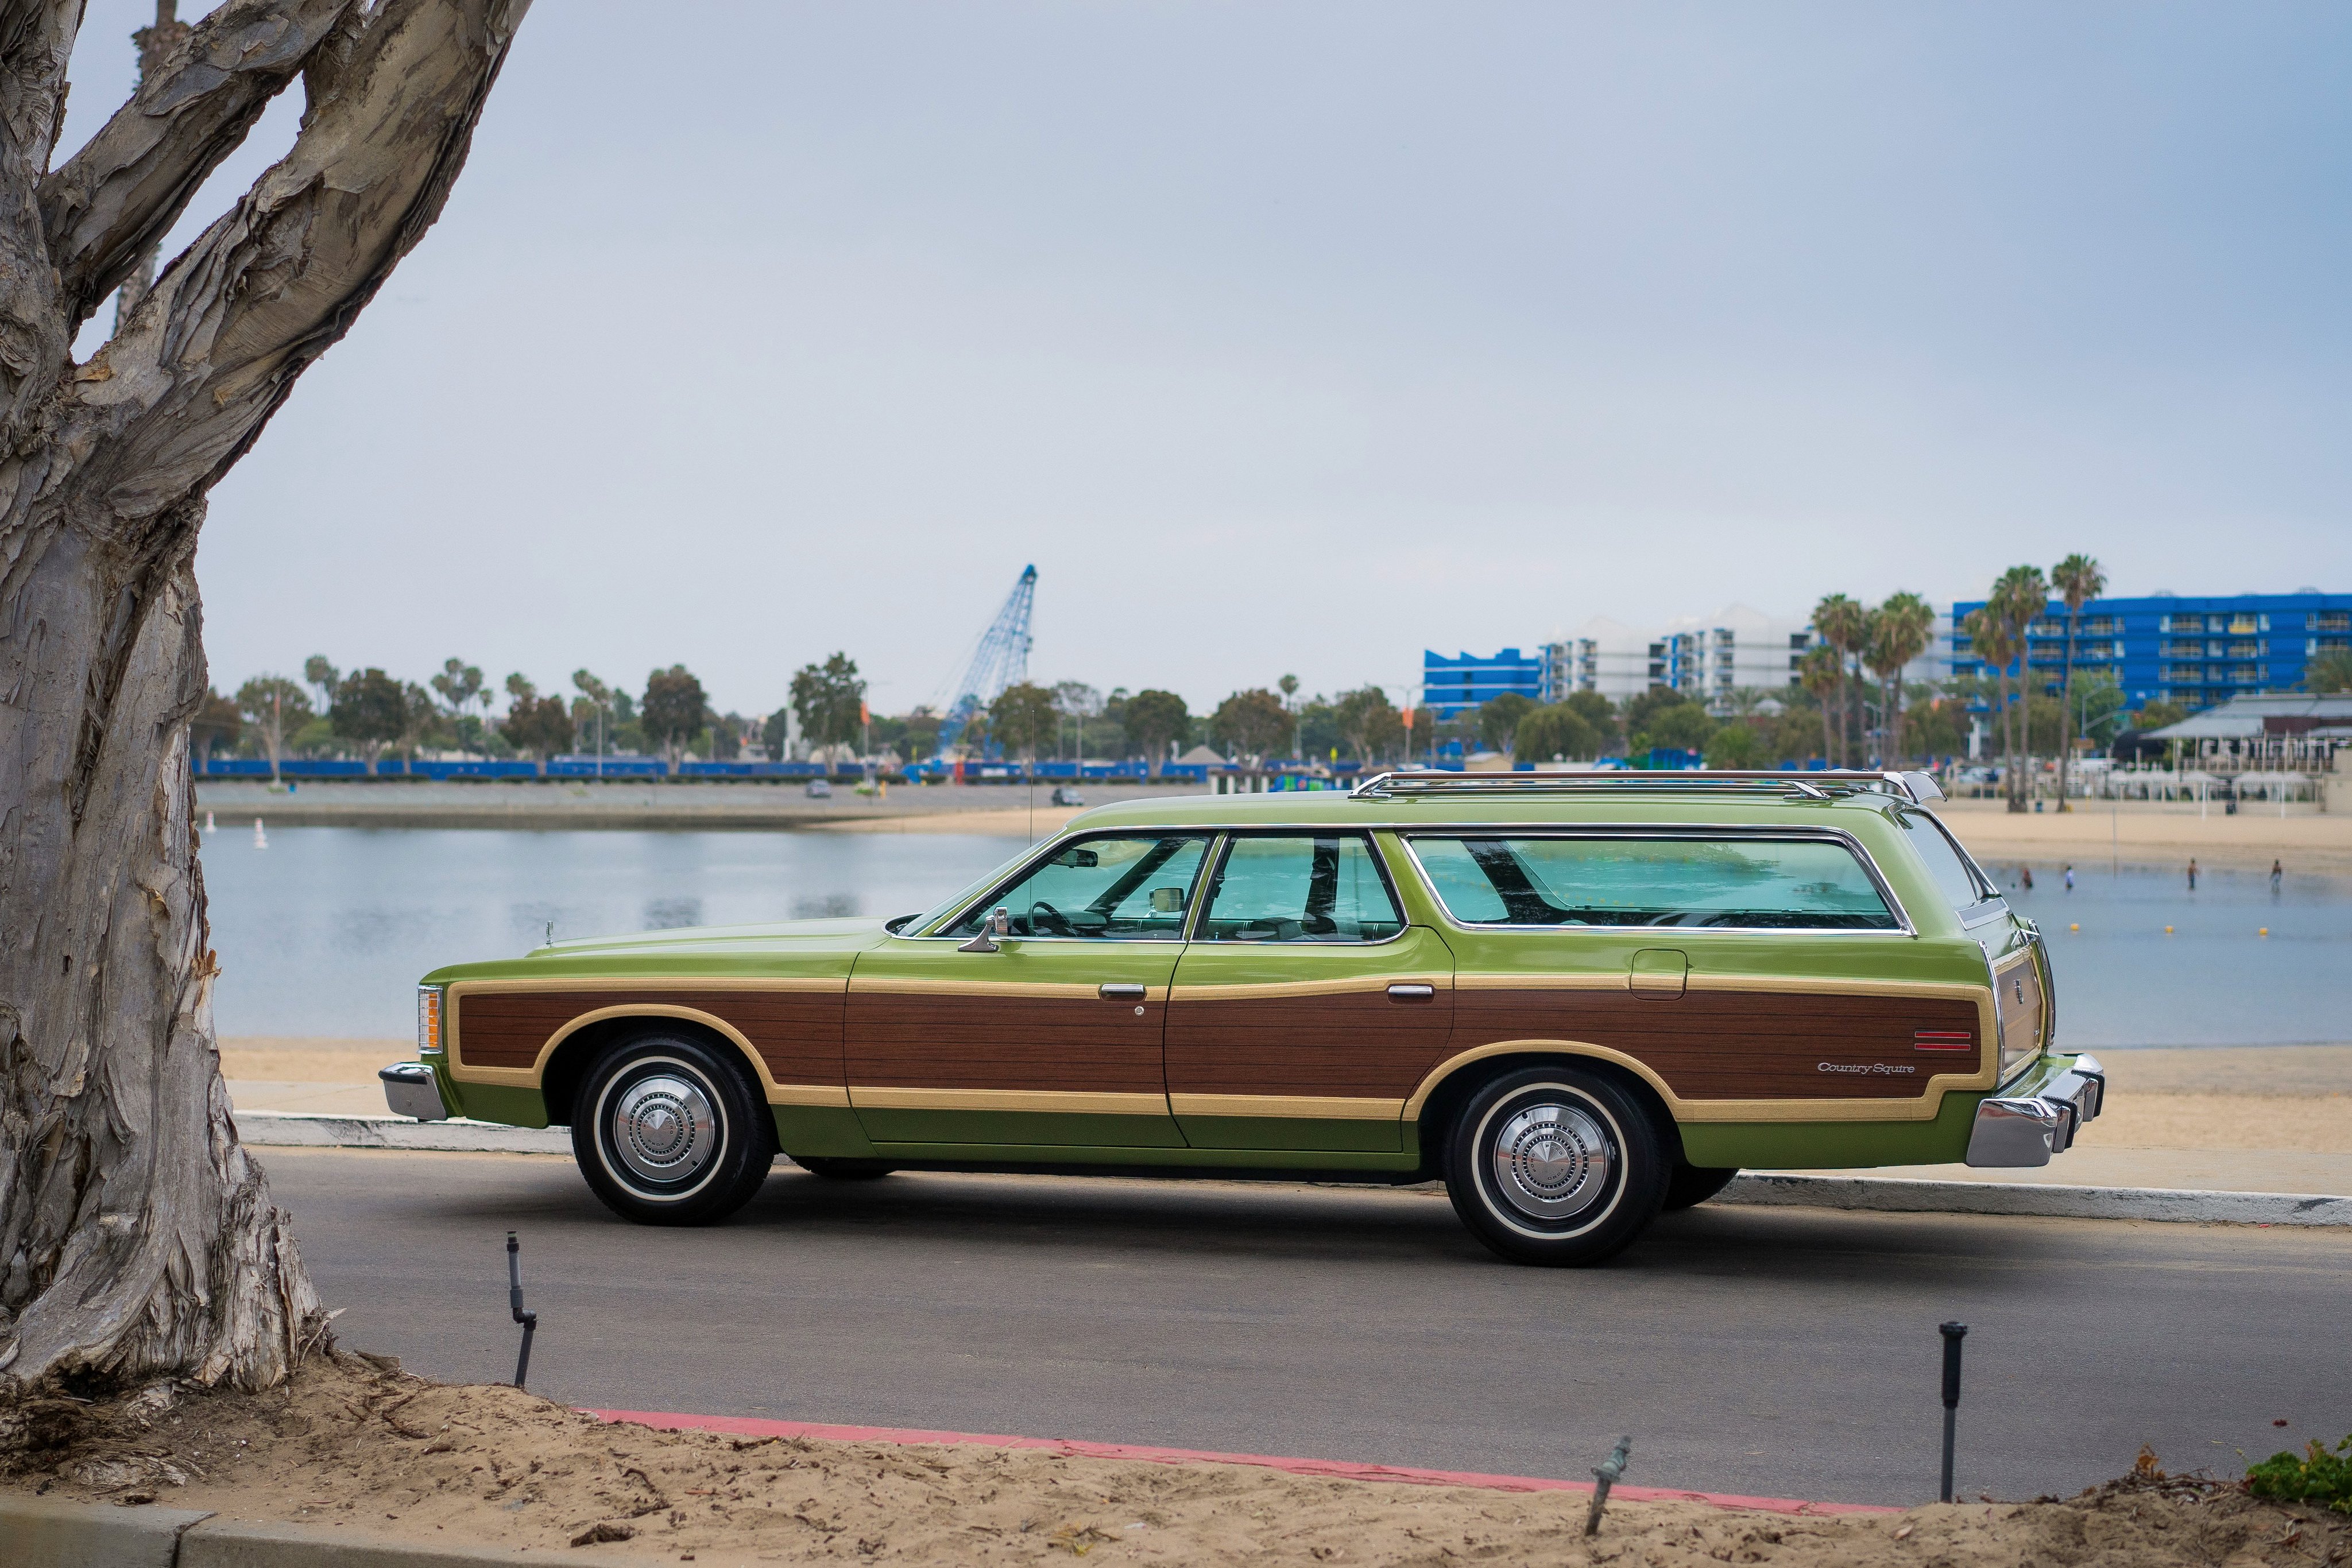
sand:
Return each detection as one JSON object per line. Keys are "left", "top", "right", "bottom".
{"left": 1933, "top": 797, "right": 2352, "bottom": 876}
{"left": 2, "top": 1354, "right": 2340, "bottom": 1567}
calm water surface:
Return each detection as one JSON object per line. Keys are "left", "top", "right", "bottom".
{"left": 199, "top": 829, "right": 2351, "bottom": 1047}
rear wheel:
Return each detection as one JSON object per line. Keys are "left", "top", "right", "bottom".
{"left": 1443, "top": 1065, "right": 1668, "bottom": 1266}
{"left": 1662, "top": 1161, "right": 1740, "bottom": 1211}
{"left": 572, "top": 1032, "right": 775, "bottom": 1225}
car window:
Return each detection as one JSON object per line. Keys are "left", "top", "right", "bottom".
{"left": 1198, "top": 835, "right": 1405, "bottom": 943}
{"left": 1897, "top": 810, "right": 1996, "bottom": 910}
{"left": 1408, "top": 835, "right": 1899, "bottom": 930}
{"left": 948, "top": 834, "right": 1211, "bottom": 940}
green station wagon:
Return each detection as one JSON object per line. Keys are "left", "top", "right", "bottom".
{"left": 380, "top": 771, "right": 2105, "bottom": 1265}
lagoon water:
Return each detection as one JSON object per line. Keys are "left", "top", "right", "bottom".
{"left": 198, "top": 828, "right": 2350, "bottom": 1048}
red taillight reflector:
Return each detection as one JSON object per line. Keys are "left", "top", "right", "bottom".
{"left": 1913, "top": 1030, "right": 1973, "bottom": 1051}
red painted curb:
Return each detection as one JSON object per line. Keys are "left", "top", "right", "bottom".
{"left": 589, "top": 1408, "right": 1900, "bottom": 1518}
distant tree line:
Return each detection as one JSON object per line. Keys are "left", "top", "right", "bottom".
{"left": 205, "top": 560, "right": 2292, "bottom": 777}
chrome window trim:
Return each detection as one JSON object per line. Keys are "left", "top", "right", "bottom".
{"left": 1394, "top": 825, "right": 1918, "bottom": 938}
{"left": 906, "top": 828, "right": 1221, "bottom": 943}
{"left": 1188, "top": 828, "right": 1414, "bottom": 950}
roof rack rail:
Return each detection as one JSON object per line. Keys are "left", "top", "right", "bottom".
{"left": 1348, "top": 769, "right": 1945, "bottom": 805}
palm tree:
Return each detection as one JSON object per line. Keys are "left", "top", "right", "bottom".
{"left": 2049, "top": 553, "right": 2107, "bottom": 811}
{"left": 1797, "top": 644, "right": 1843, "bottom": 764}
{"left": 1811, "top": 594, "right": 1867, "bottom": 765}
{"left": 1867, "top": 591, "right": 1936, "bottom": 764}
{"left": 1987, "top": 565, "right": 2049, "bottom": 812}
{"left": 1960, "top": 605, "right": 2013, "bottom": 796}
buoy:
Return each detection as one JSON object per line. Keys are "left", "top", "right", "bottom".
{"left": 2164, "top": 925, "right": 2173, "bottom": 934}
{"left": 204, "top": 810, "right": 215, "bottom": 833}
{"left": 2258, "top": 927, "right": 2269, "bottom": 937}
{"left": 2068, "top": 923, "right": 2079, "bottom": 931}
{"left": 253, "top": 817, "right": 268, "bottom": 850}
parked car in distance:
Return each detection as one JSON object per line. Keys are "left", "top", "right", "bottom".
{"left": 382, "top": 771, "right": 2102, "bottom": 1265}
{"left": 804, "top": 779, "right": 832, "bottom": 799}
{"left": 1051, "top": 785, "right": 1085, "bottom": 807}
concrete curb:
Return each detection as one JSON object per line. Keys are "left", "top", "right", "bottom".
{"left": 1721, "top": 1172, "right": 2352, "bottom": 1226}
{"left": 0, "top": 1496, "right": 668, "bottom": 1565}
{"left": 234, "top": 1113, "right": 2351, "bottom": 1225}
{"left": 238, "top": 1112, "right": 568, "bottom": 1155}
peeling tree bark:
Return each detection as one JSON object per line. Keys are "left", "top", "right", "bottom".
{"left": 0, "top": 0, "right": 528, "bottom": 1393}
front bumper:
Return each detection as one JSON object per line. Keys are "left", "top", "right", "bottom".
{"left": 1963, "top": 1052, "right": 2106, "bottom": 1167}
{"left": 380, "top": 1060, "right": 451, "bottom": 1122}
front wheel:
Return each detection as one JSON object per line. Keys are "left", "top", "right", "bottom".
{"left": 1443, "top": 1065, "right": 1668, "bottom": 1266}
{"left": 572, "top": 1032, "right": 775, "bottom": 1225}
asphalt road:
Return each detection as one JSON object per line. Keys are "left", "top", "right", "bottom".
{"left": 266, "top": 1148, "right": 2351, "bottom": 1508}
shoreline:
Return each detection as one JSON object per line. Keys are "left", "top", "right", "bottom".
{"left": 194, "top": 779, "right": 2352, "bottom": 870}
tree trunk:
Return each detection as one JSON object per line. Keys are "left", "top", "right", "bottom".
{"left": 2, "top": 0, "right": 529, "bottom": 1395}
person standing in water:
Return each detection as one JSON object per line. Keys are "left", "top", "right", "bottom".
{"left": 2271, "top": 858, "right": 2284, "bottom": 894}
{"left": 2021, "top": 865, "right": 2034, "bottom": 891}
{"left": 2064, "top": 864, "right": 2074, "bottom": 892}
{"left": 2188, "top": 858, "right": 2199, "bottom": 891}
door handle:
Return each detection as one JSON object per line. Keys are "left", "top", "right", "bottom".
{"left": 1386, "top": 983, "right": 1437, "bottom": 1002}
{"left": 1098, "top": 984, "right": 1147, "bottom": 1000}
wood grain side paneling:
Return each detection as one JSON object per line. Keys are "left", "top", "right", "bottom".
{"left": 1450, "top": 988, "right": 1984, "bottom": 1101}
{"left": 456, "top": 988, "right": 845, "bottom": 1086}
{"left": 845, "top": 992, "right": 1167, "bottom": 1094}
{"left": 1165, "top": 989, "right": 1453, "bottom": 1099}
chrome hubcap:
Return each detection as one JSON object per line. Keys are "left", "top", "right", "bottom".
{"left": 1491, "top": 1100, "right": 1612, "bottom": 1221}
{"left": 609, "top": 1071, "right": 718, "bottom": 1186}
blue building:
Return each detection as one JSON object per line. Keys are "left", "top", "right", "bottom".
{"left": 1423, "top": 648, "right": 1548, "bottom": 718}
{"left": 1949, "top": 591, "right": 2351, "bottom": 715}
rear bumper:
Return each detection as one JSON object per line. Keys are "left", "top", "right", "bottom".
{"left": 1963, "top": 1052, "right": 2106, "bottom": 1167}
{"left": 380, "top": 1061, "right": 451, "bottom": 1122}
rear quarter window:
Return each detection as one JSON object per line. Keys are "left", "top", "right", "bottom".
{"left": 1406, "top": 835, "right": 1900, "bottom": 930}
{"left": 1897, "top": 810, "right": 1996, "bottom": 912}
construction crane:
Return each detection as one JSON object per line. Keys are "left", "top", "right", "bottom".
{"left": 934, "top": 564, "right": 1036, "bottom": 755}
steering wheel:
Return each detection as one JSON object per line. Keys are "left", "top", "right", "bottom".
{"left": 1028, "top": 899, "right": 1077, "bottom": 936}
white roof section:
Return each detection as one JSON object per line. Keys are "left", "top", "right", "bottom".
{"left": 2142, "top": 694, "right": 2352, "bottom": 739}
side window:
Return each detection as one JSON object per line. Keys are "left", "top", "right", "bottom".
{"left": 1407, "top": 836, "right": 1899, "bottom": 930}
{"left": 1198, "top": 835, "right": 1405, "bottom": 943}
{"left": 949, "top": 834, "right": 1210, "bottom": 940}
{"left": 1897, "top": 811, "right": 1996, "bottom": 911}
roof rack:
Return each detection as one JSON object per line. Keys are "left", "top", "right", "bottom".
{"left": 1348, "top": 769, "right": 1945, "bottom": 805}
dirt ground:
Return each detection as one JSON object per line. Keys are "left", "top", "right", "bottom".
{"left": 2, "top": 1354, "right": 2343, "bottom": 1567}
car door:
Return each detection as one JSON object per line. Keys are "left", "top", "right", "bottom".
{"left": 1163, "top": 831, "right": 1454, "bottom": 1153}
{"left": 844, "top": 832, "right": 1213, "bottom": 1149}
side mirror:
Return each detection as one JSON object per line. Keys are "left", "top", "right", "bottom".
{"left": 958, "top": 906, "right": 1012, "bottom": 953}
{"left": 1150, "top": 887, "right": 1186, "bottom": 915}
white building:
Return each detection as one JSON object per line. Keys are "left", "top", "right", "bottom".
{"left": 1544, "top": 603, "right": 1952, "bottom": 714}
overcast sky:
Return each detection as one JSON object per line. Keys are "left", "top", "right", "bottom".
{"left": 59, "top": 1, "right": 2352, "bottom": 718}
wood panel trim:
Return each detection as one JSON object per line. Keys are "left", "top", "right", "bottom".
{"left": 1400, "top": 1036, "right": 1993, "bottom": 1124}
{"left": 848, "top": 1087, "right": 1172, "bottom": 1116}
{"left": 1170, "top": 974, "right": 1450, "bottom": 1001}
{"left": 852, "top": 978, "right": 1171, "bottom": 1002}
{"left": 1170, "top": 1093, "right": 1405, "bottom": 1120}
{"left": 446, "top": 985, "right": 849, "bottom": 1108}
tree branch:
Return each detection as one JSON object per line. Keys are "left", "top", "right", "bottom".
{"left": 67, "top": 0, "right": 528, "bottom": 521}
{"left": 40, "top": 0, "right": 362, "bottom": 333}
{"left": 0, "top": 2, "right": 82, "bottom": 421}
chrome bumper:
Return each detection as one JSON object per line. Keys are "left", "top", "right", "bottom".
{"left": 380, "top": 1061, "right": 451, "bottom": 1122}
{"left": 1964, "top": 1053, "right": 2105, "bottom": 1167}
